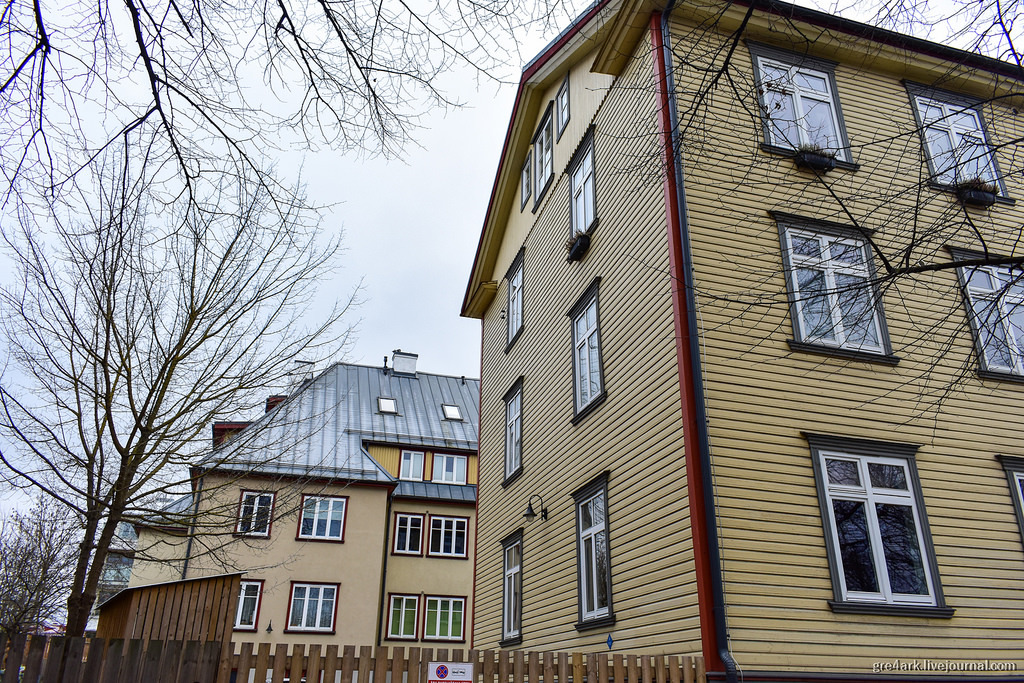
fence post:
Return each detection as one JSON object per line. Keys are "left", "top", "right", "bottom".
{"left": 572, "top": 653, "right": 583, "bottom": 683}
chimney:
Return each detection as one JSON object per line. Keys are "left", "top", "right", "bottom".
{"left": 266, "top": 395, "right": 287, "bottom": 413}
{"left": 212, "top": 421, "right": 251, "bottom": 448}
{"left": 391, "top": 350, "right": 418, "bottom": 376}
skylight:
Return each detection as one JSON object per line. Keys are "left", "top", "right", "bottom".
{"left": 442, "top": 404, "right": 462, "bottom": 421}
{"left": 378, "top": 397, "right": 398, "bottom": 414}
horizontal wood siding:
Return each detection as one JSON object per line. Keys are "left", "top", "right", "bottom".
{"left": 475, "top": 37, "right": 701, "bottom": 655}
{"left": 669, "top": 9, "right": 1024, "bottom": 672}
{"left": 367, "top": 443, "right": 479, "bottom": 485}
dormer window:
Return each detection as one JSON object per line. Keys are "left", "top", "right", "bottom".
{"left": 378, "top": 397, "right": 398, "bottom": 414}
{"left": 442, "top": 404, "right": 463, "bottom": 421}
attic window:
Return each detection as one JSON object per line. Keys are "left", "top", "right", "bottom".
{"left": 442, "top": 404, "right": 462, "bottom": 421}
{"left": 378, "top": 397, "right": 398, "bottom": 414}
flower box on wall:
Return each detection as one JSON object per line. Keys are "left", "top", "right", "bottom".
{"left": 793, "top": 148, "right": 837, "bottom": 173}
{"left": 566, "top": 232, "right": 591, "bottom": 262}
{"left": 954, "top": 179, "right": 999, "bottom": 208}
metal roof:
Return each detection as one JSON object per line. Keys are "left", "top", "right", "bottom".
{"left": 202, "top": 361, "right": 480, "bottom": 484}
{"left": 394, "top": 481, "right": 477, "bottom": 503}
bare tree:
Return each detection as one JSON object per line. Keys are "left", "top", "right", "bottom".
{"left": 0, "top": 497, "right": 78, "bottom": 639}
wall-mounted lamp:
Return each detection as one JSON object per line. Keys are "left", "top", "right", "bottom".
{"left": 266, "top": 621, "right": 273, "bottom": 633}
{"left": 523, "top": 495, "right": 548, "bottom": 522}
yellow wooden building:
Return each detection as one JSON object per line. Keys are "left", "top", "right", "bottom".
{"left": 130, "top": 351, "right": 480, "bottom": 648}
{"left": 462, "top": 0, "right": 1024, "bottom": 680}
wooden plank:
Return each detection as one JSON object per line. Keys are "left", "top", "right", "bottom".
{"left": 39, "top": 636, "right": 67, "bottom": 683}
{"left": 139, "top": 640, "right": 164, "bottom": 683}
{"left": 468, "top": 650, "right": 481, "bottom": 683}
{"left": 694, "top": 657, "right": 705, "bottom": 683}
{"left": 557, "top": 652, "right": 569, "bottom": 683}
{"left": 586, "top": 654, "right": 598, "bottom": 683}
{"left": 626, "top": 656, "right": 638, "bottom": 683}
{"left": 271, "top": 643, "right": 288, "bottom": 683}
{"left": 254, "top": 642, "right": 272, "bottom": 683}
{"left": 512, "top": 650, "right": 524, "bottom": 683}
{"left": 62, "top": 637, "right": 87, "bottom": 683}
{"left": 420, "top": 648, "right": 434, "bottom": 683}
{"left": 120, "top": 638, "right": 145, "bottom": 683}
{"left": 356, "top": 645, "right": 372, "bottom": 683}
{"left": 542, "top": 651, "right": 554, "bottom": 683}
{"left": 20, "top": 635, "right": 46, "bottom": 683}
{"left": 373, "top": 646, "right": 389, "bottom": 683}
{"left": 406, "top": 647, "right": 420, "bottom": 683}
{"left": 178, "top": 640, "right": 203, "bottom": 683}
{"left": 641, "top": 656, "right": 653, "bottom": 683}
{"left": 309, "top": 644, "right": 324, "bottom": 683}
{"left": 572, "top": 653, "right": 583, "bottom": 683}
{"left": 667, "top": 656, "right": 681, "bottom": 683}
{"left": 498, "top": 650, "right": 510, "bottom": 683}
{"left": 324, "top": 644, "right": 341, "bottom": 683}
{"left": 679, "top": 657, "right": 692, "bottom": 683}
{"left": 236, "top": 642, "right": 255, "bottom": 683}
{"left": 390, "top": 646, "right": 405, "bottom": 683}
{"left": 341, "top": 644, "right": 356, "bottom": 683}
{"left": 157, "top": 639, "right": 183, "bottom": 683}
{"left": 290, "top": 643, "right": 306, "bottom": 683}
{"left": 98, "top": 639, "right": 123, "bottom": 683}
{"left": 528, "top": 652, "right": 540, "bottom": 683}
{"left": 612, "top": 655, "right": 624, "bottom": 683}
{"left": 200, "top": 641, "right": 222, "bottom": 681}
{"left": 598, "top": 653, "right": 609, "bottom": 683}
{"left": 79, "top": 638, "right": 106, "bottom": 683}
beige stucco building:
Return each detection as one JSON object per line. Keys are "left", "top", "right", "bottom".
{"left": 131, "top": 351, "right": 479, "bottom": 647}
{"left": 463, "top": 0, "right": 1024, "bottom": 680}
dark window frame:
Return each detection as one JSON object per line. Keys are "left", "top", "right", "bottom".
{"left": 571, "top": 471, "right": 615, "bottom": 630}
{"left": 567, "top": 277, "right": 607, "bottom": 423}
{"left": 500, "top": 528, "right": 524, "bottom": 646}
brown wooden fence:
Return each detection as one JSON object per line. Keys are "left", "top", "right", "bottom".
{"left": 1, "top": 637, "right": 706, "bottom": 683}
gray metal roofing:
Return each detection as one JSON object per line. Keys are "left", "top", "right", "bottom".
{"left": 394, "top": 481, "right": 477, "bottom": 503}
{"left": 203, "top": 361, "right": 480, "bottom": 483}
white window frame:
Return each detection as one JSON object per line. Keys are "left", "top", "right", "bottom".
{"left": 432, "top": 453, "right": 467, "bottom": 485}
{"left": 423, "top": 596, "right": 465, "bottom": 641}
{"left": 913, "top": 94, "right": 997, "bottom": 186}
{"left": 234, "top": 580, "right": 262, "bottom": 631}
{"left": 287, "top": 583, "right": 338, "bottom": 632}
{"left": 959, "top": 262, "right": 1024, "bottom": 375}
{"left": 574, "top": 476, "right": 612, "bottom": 624}
{"left": 570, "top": 282, "right": 604, "bottom": 413}
{"left": 297, "top": 495, "right": 347, "bottom": 541}
{"left": 816, "top": 451, "right": 937, "bottom": 606}
{"left": 754, "top": 54, "right": 848, "bottom": 160}
{"left": 400, "top": 450, "right": 424, "bottom": 481}
{"left": 556, "top": 76, "right": 570, "bottom": 136}
{"left": 428, "top": 515, "right": 468, "bottom": 558}
{"left": 507, "top": 257, "right": 523, "bottom": 345}
{"left": 378, "top": 396, "right": 398, "bottom": 414}
{"left": 442, "top": 404, "right": 462, "bottom": 421}
{"left": 520, "top": 151, "right": 532, "bottom": 210}
{"left": 504, "top": 383, "right": 522, "bottom": 480}
{"left": 387, "top": 594, "right": 419, "bottom": 640}
{"left": 502, "top": 534, "right": 522, "bottom": 641}
{"left": 782, "top": 226, "right": 886, "bottom": 353}
{"left": 393, "top": 513, "right": 424, "bottom": 555}
{"left": 236, "top": 491, "right": 274, "bottom": 537}
{"left": 570, "top": 140, "right": 596, "bottom": 236}
{"left": 533, "top": 108, "right": 554, "bottom": 201}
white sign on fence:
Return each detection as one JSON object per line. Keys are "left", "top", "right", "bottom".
{"left": 428, "top": 661, "right": 475, "bottom": 683}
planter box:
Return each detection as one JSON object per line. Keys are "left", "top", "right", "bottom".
{"left": 794, "top": 150, "right": 836, "bottom": 173}
{"left": 567, "top": 232, "right": 591, "bottom": 262}
{"left": 956, "top": 187, "right": 997, "bottom": 208}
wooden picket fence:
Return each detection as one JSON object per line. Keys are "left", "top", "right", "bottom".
{"left": 1, "top": 636, "right": 706, "bottom": 683}
{"left": 230, "top": 644, "right": 707, "bottom": 683}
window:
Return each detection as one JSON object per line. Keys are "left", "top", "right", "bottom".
{"left": 502, "top": 531, "right": 523, "bottom": 643}
{"left": 751, "top": 46, "right": 848, "bottom": 160}
{"left": 287, "top": 583, "right": 338, "bottom": 632}
{"left": 997, "top": 455, "right": 1024, "bottom": 546}
{"left": 556, "top": 76, "right": 570, "bottom": 137}
{"left": 911, "top": 92, "right": 997, "bottom": 187}
{"left": 298, "top": 495, "right": 347, "bottom": 541}
{"left": 428, "top": 515, "right": 468, "bottom": 558}
{"left": 533, "top": 106, "right": 554, "bottom": 203}
{"left": 569, "top": 279, "right": 605, "bottom": 415}
{"left": 807, "top": 434, "right": 950, "bottom": 616}
{"left": 570, "top": 137, "right": 596, "bottom": 235}
{"left": 400, "top": 450, "right": 424, "bottom": 481}
{"left": 520, "top": 152, "right": 532, "bottom": 210}
{"left": 388, "top": 595, "right": 419, "bottom": 640}
{"left": 573, "top": 473, "right": 613, "bottom": 627}
{"left": 236, "top": 491, "right": 274, "bottom": 536}
{"left": 504, "top": 381, "right": 522, "bottom": 481}
{"left": 378, "top": 397, "right": 398, "bottom": 414}
{"left": 507, "top": 251, "right": 524, "bottom": 346}
{"left": 442, "top": 404, "right": 463, "bottom": 421}
{"left": 424, "top": 596, "right": 465, "bottom": 641}
{"left": 958, "top": 261, "right": 1024, "bottom": 375}
{"left": 432, "top": 453, "right": 467, "bottom": 485}
{"left": 780, "top": 221, "right": 888, "bottom": 355}
{"left": 234, "top": 580, "right": 263, "bottom": 630}
{"left": 394, "top": 513, "right": 424, "bottom": 554}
